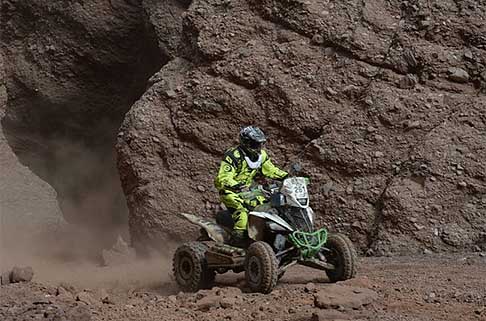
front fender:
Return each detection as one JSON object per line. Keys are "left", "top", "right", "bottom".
{"left": 248, "top": 211, "right": 294, "bottom": 241}
{"left": 249, "top": 211, "right": 294, "bottom": 232}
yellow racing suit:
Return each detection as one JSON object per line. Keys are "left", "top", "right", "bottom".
{"left": 214, "top": 147, "right": 288, "bottom": 231}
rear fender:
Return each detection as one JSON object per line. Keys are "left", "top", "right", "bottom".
{"left": 179, "top": 213, "right": 230, "bottom": 243}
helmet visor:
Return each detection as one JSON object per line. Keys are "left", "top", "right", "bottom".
{"left": 248, "top": 140, "right": 264, "bottom": 150}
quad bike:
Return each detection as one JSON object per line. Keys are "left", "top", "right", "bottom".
{"left": 172, "top": 173, "right": 357, "bottom": 294}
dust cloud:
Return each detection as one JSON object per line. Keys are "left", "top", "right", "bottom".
{"left": 0, "top": 136, "right": 174, "bottom": 291}
{"left": 0, "top": 217, "right": 175, "bottom": 290}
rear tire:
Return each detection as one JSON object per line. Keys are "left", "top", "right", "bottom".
{"left": 173, "top": 242, "right": 215, "bottom": 292}
{"left": 325, "top": 233, "right": 357, "bottom": 282}
{"left": 244, "top": 241, "right": 278, "bottom": 294}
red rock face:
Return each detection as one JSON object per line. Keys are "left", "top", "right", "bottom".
{"left": 117, "top": 0, "right": 486, "bottom": 254}
{"left": 1, "top": 0, "right": 485, "bottom": 255}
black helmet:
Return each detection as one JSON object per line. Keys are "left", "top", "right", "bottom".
{"left": 239, "top": 126, "right": 266, "bottom": 160}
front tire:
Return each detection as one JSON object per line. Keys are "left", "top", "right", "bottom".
{"left": 173, "top": 242, "right": 215, "bottom": 292}
{"left": 325, "top": 233, "right": 357, "bottom": 282}
{"left": 244, "top": 241, "right": 278, "bottom": 294}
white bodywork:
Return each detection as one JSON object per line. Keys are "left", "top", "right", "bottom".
{"left": 180, "top": 177, "right": 315, "bottom": 243}
{"left": 249, "top": 177, "right": 315, "bottom": 239}
{"left": 281, "top": 177, "right": 310, "bottom": 208}
{"left": 248, "top": 209, "right": 294, "bottom": 240}
{"left": 282, "top": 177, "right": 315, "bottom": 225}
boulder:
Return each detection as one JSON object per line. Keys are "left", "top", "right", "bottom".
{"left": 10, "top": 266, "right": 34, "bottom": 283}
{"left": 99, "top": 288, "right": 114, "bottom": 304}
{"left": 440, "top": 224, "right": 471, "bottom": 247}
{"left": 56, "top": 286, "right": 74, "bottom": 302}
{"left": 220, "top": 297, "right": 237, "bottom": 309}
{"left": 196, "top": 295, "right": 221, "bottom": 311}
{"left": 215, "top": 286, "right": 243, "bottom": 298}
{"left": 66, "top": 306, "right": 92, "bottom": 321}
{"left": 0, "top": 271, "right": 11, "bottom": 285}
{"left": 448, "top": 67, "right": 470, "bottom": 83}
{"left": 314, "top": 285, "right": 378, "bottom": 310}
{"left": 76, "top": 291, "right": 99, "bottom": 305}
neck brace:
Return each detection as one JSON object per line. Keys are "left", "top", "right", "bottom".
{"left": 244, "top": 154, "right": 263, "bottom": 169}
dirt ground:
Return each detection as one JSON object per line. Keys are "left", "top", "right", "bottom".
{"left": 1, "top": 252, "right": 485, "bottom": 321}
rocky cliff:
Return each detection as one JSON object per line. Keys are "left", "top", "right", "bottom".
{"left": 2, "top": 0, "right": 485, "bottom": 255}
{"left": 117, "top": 0, "right": 486, "bottom": 254}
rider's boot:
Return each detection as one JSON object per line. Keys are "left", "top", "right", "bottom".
{"left": 229, "top": 229, "right": 249, "bottom": 248}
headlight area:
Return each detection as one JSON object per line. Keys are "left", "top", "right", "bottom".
{"left": 298, "top": 198, "right": 308, "bottom": 206}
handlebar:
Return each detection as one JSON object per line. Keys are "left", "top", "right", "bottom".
{"left": 236, "top": 176, "right": 309, "bottom": 200}
{"left": 237, "top": 181, "right": 281, "bottom": 200}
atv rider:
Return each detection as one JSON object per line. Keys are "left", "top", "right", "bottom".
{"left": 214, "top": 126, "right": 288, "bottom": 247}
